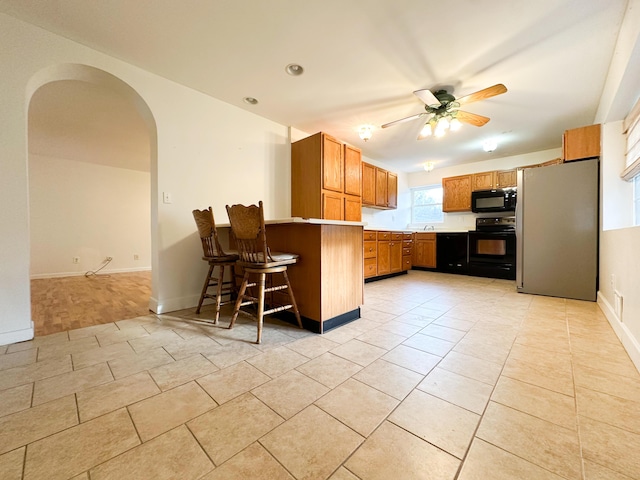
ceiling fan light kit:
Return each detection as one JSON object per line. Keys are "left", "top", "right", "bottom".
{"left": 381, "top": 84, "right": 507, "bottom": 140}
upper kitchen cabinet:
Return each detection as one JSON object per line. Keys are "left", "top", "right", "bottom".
{"left": 495, "top": 169, "right": 517, "bottom": 187}
{"left": 563, "top": 124, "right": 601, "bottom": 162}
{"left": 291, "top": 132, "right": 362, "bottom": 221}
{"left": 387, "top": 172, "right": 398, "bottom": 208}
{"left": 442, "top": 174, "right": 472, "bottom": 212}
{"left": 471, "top": 171, "right": 495, "bottom": 191}
{"left": 344, "top": 144, "right": 362, "bottom": 196}
{"left": 362, "top": 162, "right": 376, "bottom": 206}
{"left": 471, "top": 169, "right": 516, "bottom": 191}
{"left": 362, "top": 162, "right": 398, "bottom": 210}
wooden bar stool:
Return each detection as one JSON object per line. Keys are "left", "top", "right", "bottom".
{"left": 225, "top": 201, "right": 302, "bottom": 344}
{"left": 192, "top": 207, "right": 239, "bottom": 324}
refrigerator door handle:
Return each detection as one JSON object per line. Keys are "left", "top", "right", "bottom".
{"left": 516, "top": 169, "right": 524, "bottom": 291}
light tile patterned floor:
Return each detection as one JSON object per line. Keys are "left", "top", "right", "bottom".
{"left": 2, "top": 271, "right": 640, "bottom": 479}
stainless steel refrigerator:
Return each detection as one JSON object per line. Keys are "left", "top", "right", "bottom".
{"left": 516, "top": 158, "right": 598, "bottom": 301}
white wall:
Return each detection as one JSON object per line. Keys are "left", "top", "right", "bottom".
{"left": 0, "top": 13, "right": 291, "bottom": 344}
{"left": 595, "top": 0, "right": 640, "bottom": 372}
{"left": 29, "top": 154, "right": 151, "bottom": 277}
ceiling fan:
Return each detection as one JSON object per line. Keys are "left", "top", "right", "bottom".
{"left": 381, "top": 84, "right": 507, "bottom": 139}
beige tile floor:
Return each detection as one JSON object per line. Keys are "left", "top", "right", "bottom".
{"left": 1, "top": 270, "right": 640, "bottom": 479}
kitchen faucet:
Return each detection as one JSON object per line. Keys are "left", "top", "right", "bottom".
{"left": 423, "top": 225, "right": 435, "bottom": 231}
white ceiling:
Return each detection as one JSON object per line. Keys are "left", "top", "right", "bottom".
{"left": 3, "top": 0, "right": 630, "bottom": 172}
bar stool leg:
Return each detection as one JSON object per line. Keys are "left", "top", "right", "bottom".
{"left": 196, "top": 263, "right": 215, "bottom": 314}
{"left": 213, "top": 264, "right": 225, "bottom": 324}
{"left": 282, "top": 270, "right": 302, "bottom": 329}
{"left": 256, "top": 272, "right": 266, "bottom": 344}
{"left": 229, "top": 270, "right": 250, "bottom": 330}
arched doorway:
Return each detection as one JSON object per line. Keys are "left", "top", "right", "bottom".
{"left": 26, "top": 64, "right": 158, "bottom": 336}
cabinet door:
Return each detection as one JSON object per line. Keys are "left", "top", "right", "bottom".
{"left": 322, "top": 191, "right": 343, "bottom": 220}
{"left": 344, "top": 195, "right": 362, "bottom": 222}
{"left": 563, "top": 124, "right": 601, "bottom": 161}
{"left": 390, "top": 240, "right": 403, "bottom": 273}
{"left": 362, "top": 163, "right": 376, "bottom": 206}
{"left": 375, "top": 168, "right": 388, "bottom": 207}
{"left": 413, "top": 233, "right": 437, "bottom": 268}
{"left": 377, "top": 241, "right": 390, "bottom": 275}
{"left": 424, "top": 239, "right": 436, "bottom": 268}
{"left": 442, "top": 175, "right": 472, "bottom": 212}
{"left": 322, "top": 134, "right": 344, "bottom": 193}
{"left": 387, "top": 172, "right": 398, "bottom": 209}
{"left": 495, "top": 169, "right": 517, "bottom": 188}
{"left": 344, "top": 145, "right": 362, "bottom": 196}
{"left": 472, "top": 171, "right": 495, "bottom": 191}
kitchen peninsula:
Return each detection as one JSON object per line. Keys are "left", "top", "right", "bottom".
{"left": 228, "top": 218, "right": 364, "bottom": 334}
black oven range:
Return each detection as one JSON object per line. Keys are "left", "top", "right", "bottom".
{"left": 468, "top": 216, "right": 516, "bottom": 280}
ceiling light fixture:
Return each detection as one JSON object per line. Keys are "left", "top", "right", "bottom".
{"left": 423, "top": 161, "right": 435, "bottom": 172}
{"left": 359, "top": 125, "right": 373, "bottom": 142}
{"left": 482, "top": 139, "right": 498, "bottom": 152}
{"left": 418, "top": 111, "right": 462, "bottom": 139}
{"left": 285, "top": 64, "right": 304, "bottom": 76}
{"left": 243, "top": 97, "right": 258, "bottom": 105}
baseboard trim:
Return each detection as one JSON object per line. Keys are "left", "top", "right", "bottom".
{"left": 31, "top": 267, "right": 151, "bottom": 280}
{"left": 149, "top": 294, "right": 201, "bottom": 314}
{"left": 597, "top": 291, "right": 640, "bottom": 373}
{"left": 0, "top": 322, "right": 34, "bottom": 345}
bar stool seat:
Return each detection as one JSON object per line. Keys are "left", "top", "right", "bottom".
{"left": 192, "top": 207, "right": 239, "bottom": 323}
{"left": 225, "top": 201, "right": 302, "bottom": 344}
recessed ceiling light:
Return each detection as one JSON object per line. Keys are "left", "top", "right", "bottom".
{"left": 285, "top": 64, "right": 304, "bottom": 76}
{"left": 243, "top": 97, "right": 258, "bottom": 105}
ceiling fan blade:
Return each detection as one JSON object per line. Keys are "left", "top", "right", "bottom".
{"left": 413, "top": 89, "right": 440, "bottom": 106}
{"left": 456, "top": 110, "right": 490, "bottom": 127}
{"left": 456, "top": 84, "right": 507, "bottom": 106}
{"left": 381, "top": 113, "right": 425, "bottom": 129}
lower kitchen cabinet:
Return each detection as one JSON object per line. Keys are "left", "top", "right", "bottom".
{"left": 390, "top": 233, "right": 403, "bottom": 273}
{"left": 363, "top": 230, "right": 412, "bottom": 281}
{"left": 412, "top": 233, "right": 437, "bottom": 268}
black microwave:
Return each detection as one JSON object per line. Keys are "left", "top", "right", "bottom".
{"left": 471, "top": 188, "right": 517, "bottom": 213}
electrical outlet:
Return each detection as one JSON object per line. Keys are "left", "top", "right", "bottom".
{"left": 73, "top": 257, "right": 80, "bottom": 264}
{"left": 614, "top": 290, "right": 623, "bottom": 320}
{"left": 133, "top": 254, "right": 139, "bottom": 260}
{"left": 162, "top": 192, "right": 172, "bottom": 204}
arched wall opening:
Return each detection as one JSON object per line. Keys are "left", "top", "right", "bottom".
{"left": 26, "top": 64, "right": 158, "bottom": 335}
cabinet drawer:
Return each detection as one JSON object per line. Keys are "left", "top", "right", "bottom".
{"left": 364, "top": 241, "right": 377, "bottom": 259}
{"left": 403, "top": 240, "right": 413, "bottom": 248}
{"left": 403, "top": 247, "right": 411, "bottom": 256}
{"left": 364, "top": 230, "right": 377, "bottom": 241}
{"left": 403, "top": 255, "right": 412, "bottom": 270}
{"left": 364, "top": 257, "right": 377, "bottom": 277}
{"left": 377, "top": 231, "right": 391, "bottom": 240}
{"left": 403, "top": 233, "right": 413, "bottom": 240}
{"left": 391, "top": 232, "right": 403, "bottom": 241}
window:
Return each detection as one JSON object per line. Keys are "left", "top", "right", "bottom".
{"left": 411, "top": 185, "right": 444, "bottom": 224}
{"left": 623, "top": 95, "right": 640, "bottom": 225}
